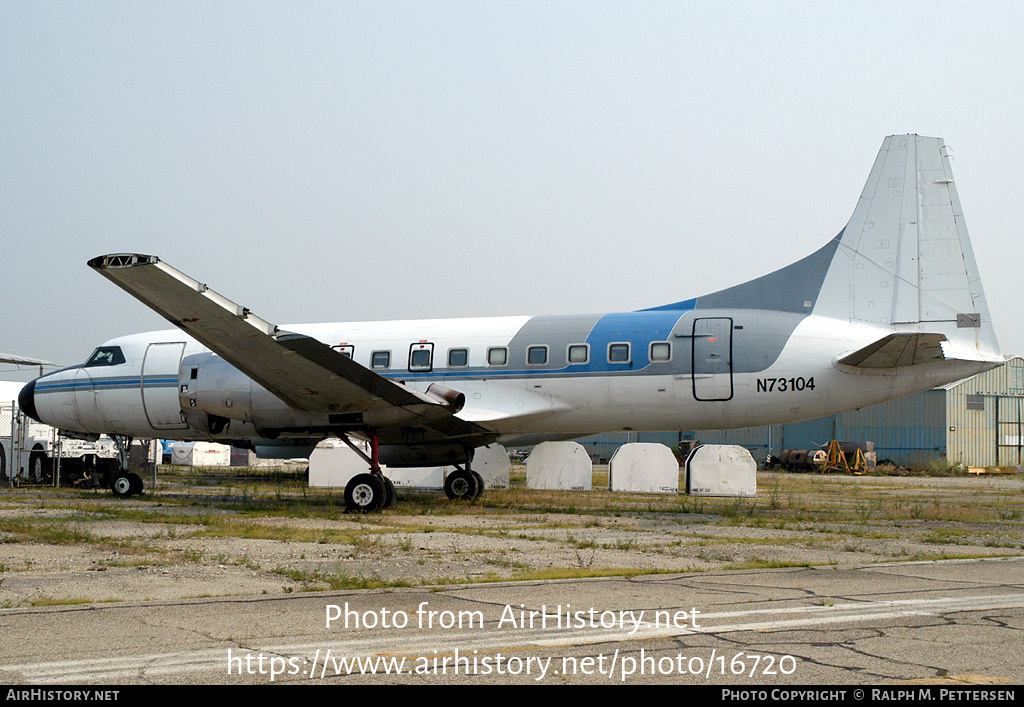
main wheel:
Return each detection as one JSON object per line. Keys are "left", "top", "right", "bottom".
{"left": 444, "top": 468, "right": 480, "bottom": 501}
{"left": 345, "top": 473, "right": 386, "bottom": 512}
{"left": 111, "top": 473, "right": 133, "bottom": 498}
{"left": 381, "top": 476, "right": 396, "bottom": 510}
{"left": 471, "top": 470, "right": 485, "bottom": 500}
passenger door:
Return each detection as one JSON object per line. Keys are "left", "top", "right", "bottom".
{"left": 142, "top": 342, "right": 188, "bottom": 429}
{"left": 692, "top": 317, "right": 733, "bottom": 401}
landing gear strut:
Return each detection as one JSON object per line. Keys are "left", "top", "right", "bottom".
{"left": 340, "top": 431, "right": 394, "bottom": 513}
{"left": 444, "top": 449, "right": 484, "bottom": 501}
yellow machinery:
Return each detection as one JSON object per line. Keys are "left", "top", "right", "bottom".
{"left": 817, "top": 440, "right": 870, "bottom": 474}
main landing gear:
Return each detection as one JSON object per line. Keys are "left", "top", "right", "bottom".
{"left": 340, "top": 431, "right": 394, "bottom": 513}
{"left": 339, "top": 432, "right": 484, "bottom": 512}
{"left": 444, "top": 464, "right": 484, "bottom": 501}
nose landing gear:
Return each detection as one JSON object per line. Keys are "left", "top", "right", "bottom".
{"left": 107, "top": 435, "right": 144, "bottom": 498}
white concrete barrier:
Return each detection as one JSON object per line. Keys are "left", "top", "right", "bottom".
{"left": 308, "top": 439, "right": 368, "bottom": 488}
{"left": 309, "top": 441, "right": 511, "bottom": 492}
{"left": 685, "top": 444, "right": 757, "bottom": 497}
{"left": 390, "top": 444, "right": 511, "bottom": 490}
{"left": 526, "top": 441, "right": 592, "bottom": 491}
{"left": 170, "top": 442, "right": 231, "bottom": 467}
{"left": 609, "top": 443, "right": 679, "bottom": 493}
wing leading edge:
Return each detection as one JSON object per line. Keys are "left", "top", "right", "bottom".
{"left": 87, "top": 253, "right": 496, "bottom": 446}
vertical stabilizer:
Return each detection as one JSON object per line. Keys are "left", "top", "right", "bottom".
{"left": 813, "top": 135, "right": 1000, "bottom": 362}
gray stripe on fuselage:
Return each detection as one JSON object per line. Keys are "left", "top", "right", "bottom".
{"left": 503, "top": 313, "right": 606, "bottom": 370}
{"left": 695, "top": 234, "right": 842, "bottom": 312}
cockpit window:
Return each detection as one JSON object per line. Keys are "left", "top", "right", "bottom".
{"left": 84, "top": 346, "right": 126, "bottom": 367}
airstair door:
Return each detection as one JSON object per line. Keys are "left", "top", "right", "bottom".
{"left": 142, "top": 342, "right": 188, "bottom": 430}
{"left": 692, "top": 317, "right": 733, "bottom": 401}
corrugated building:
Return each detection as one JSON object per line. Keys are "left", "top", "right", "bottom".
{"left": 576, "top": 356, "right": 1023, "bottom": 468}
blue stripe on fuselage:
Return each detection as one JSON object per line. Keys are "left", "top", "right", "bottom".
{"left": 581, "top": 309, "right": 688, "bottom": 370}
{"left": 35, "top": 376, "right": 178, "bottom": 393}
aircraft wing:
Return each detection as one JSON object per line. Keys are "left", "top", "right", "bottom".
{"left": 837, "top": 332, "right": 948, "bottom": 368}
{"left": 0, "top": 353, "right": 57, "bottom": 367}
{"left": 87, "top": 254, "right": 495, "bottom": 445}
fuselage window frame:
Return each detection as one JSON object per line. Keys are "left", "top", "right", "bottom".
{"left": 409, "top": 343, "right": 434, "bottom": 372}
{"left": 608, "top": 342, "right": 631, "bottom": 364}
{"left": 371, "top": 350, "right": 392, "bottom": 369}
{"left": 567, "top": 343, "right": 590, "bottom": 365}
{"left": 447, "top": 348, "right": 469, "bottom": 367}
{"left": 487, "top": 347, "right": 508, "bottom": 366}
{"left": 649, "top": 341, "right": 672, "bottom": 362}
{"left": 526, "top": 345, "right": 548, "bottom": 366}
{"left": 332, "top": 344, "right": 355, "bottom": 359}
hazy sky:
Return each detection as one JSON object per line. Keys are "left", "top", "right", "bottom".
{"left": 2, "top": 1, "right": 1022, "bottom": 381}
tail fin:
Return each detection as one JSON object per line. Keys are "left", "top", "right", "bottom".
{"left": 812, "top": 134, "right": 1000, "bottom": 362}
{"left": 648, "top": 134, "right": 1000, "bottom": 365}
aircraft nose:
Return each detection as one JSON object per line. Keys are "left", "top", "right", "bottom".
{"left": 18, "top": 379, "right": 40, "bottom": 422}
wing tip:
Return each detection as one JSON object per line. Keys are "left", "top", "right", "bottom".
{"left": 88, "top": 253, "right": 160, "bottom": 270}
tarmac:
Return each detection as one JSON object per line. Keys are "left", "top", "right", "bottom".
{"left": 2, "top": 556, "right": 1022, "bottom": 685}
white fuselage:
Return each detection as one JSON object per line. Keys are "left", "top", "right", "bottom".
{"left": 28, "top": 311, "right": 997, "bottom": 445}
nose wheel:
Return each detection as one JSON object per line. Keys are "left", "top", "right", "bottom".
{"left": 111, "top": 472, "right": 143, "bottom": 497}
{"left": 107, "top": 436, "right": 143, "bottom": 497}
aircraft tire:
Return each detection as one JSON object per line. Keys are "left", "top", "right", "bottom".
{"left": 444, "top": 469, "right": 479, "bottom": 501}
{"left": 128, "top": 472, "right": 143, "bottom": 496}
{"left": 345, "top": 473, "right": 385, "bottom": 513}
{"left": 111, "top": 473, "right": 133, "bottom": 498}
{"left": 381, "top": 476, "right": 395, "bottom": 510}
{"left": 471, "top": 471, "right": 484, "bottom": 500}
{"left": 30, "top": 448, "right": 51, "bottom": 484}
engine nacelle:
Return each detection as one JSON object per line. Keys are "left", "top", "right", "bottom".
{"left": 178, "top": 352, "right": 324, "bottom": 436}
{"left": 177, "top": 352, "right": 471, "bottom": 440}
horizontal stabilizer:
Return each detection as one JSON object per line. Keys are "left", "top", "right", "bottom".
{"left": 838, "top": 333, "right": 948, "bottom": 369}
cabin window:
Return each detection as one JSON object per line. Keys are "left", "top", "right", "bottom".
{"left": 84, "top": 346, "right": 126, "bottom": 367}
{"left": 608, "top": 343, "right": 630, "bottom": 363}
{"left": 409, "top": 343, "right": 433, "bottom": 371}
{"left": 567, "top": 344, "right": 589, "bottom": 364}
{"left": 487, "top": 347, "right": 508, "bottom": 366}
{"left": 650, "top": 342, "right": 671, "bottom": 361}
{"left": 371, "top": 350, "right": 391, "bottom": 369}
{"left": 527, "top": 345, "right": 548, "bottom": 365}
{"left": 448, "top": 348, "right": 469, "bottom": 367}
{"left": 331, "top": 344, "right": 354, "bottom": 359}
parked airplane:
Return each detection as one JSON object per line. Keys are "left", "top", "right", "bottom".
{"left": 19, "top": 135, "right": 1002, "bottom": 509}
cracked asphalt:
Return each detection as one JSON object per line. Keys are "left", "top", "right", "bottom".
{"left": 1, "top": 470, "right": 1022, "bottom": 685}
{"left": 2, "top": 557, "right": 1022, "bottom": 684}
